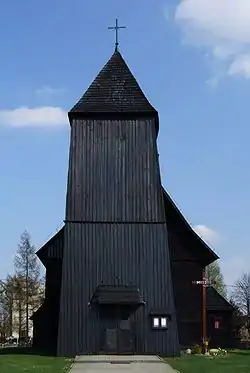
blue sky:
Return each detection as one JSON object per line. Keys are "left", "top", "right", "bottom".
{"left": 0, "top": 0, "right": 249, "bottom": 290}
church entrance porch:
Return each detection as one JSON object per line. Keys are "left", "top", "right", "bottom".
{"left": 90, "top": 285, "right": 145, "bottom": 355}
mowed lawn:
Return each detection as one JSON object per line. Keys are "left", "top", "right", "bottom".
{"left": 0, "top": 349, "right": 73, "bottom": 373}
{"left": 166, "top": 350, "right": 250, "bottom": 373}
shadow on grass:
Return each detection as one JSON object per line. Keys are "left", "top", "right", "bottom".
{"left": 0, "top": 346, "right": 56, "bottom": 357}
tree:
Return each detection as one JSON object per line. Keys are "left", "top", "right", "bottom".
{"left": 0, "top": 283, "right": 10, "bottom": 340}
{"left": 12, "top": 275, "right": 26, "bottom": 340}
{"left": 229, "top": 296, "right": 243, "bottom": 317}
{"left": 0, "top": 275, "right": 17, "bottom": 338}
{"left": 0, "top": 270, "right": 44, "bottom": 343}
{"left": 206, "top": 260, "right": 227, "bottom": 298}
{"left": 232, "top": 272, "right": 250, "bottom": 316}
{"left": 14, "top": 231, "right": 40, "bottom": 338}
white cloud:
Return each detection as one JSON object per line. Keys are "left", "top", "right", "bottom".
{"left": 193, "top": 224, "right": 219, "bottom": 246}
{"left": 228, "top": 54, "right": 250, "bottom": 78}
{"left": 0, "top": 107, "right": 68, "bottom": 128}
{"left": 35, "top": 86, "right": 65, "bottom": 96}
{"left": 174, "top": 0, "right": 250, "bottom": 80}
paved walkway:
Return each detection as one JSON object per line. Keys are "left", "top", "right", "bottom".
{"left": 69, "top": 355, "right": 176, "bottom": 372}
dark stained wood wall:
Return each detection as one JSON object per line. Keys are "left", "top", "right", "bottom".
{"left": 33, "top": 259, "right": 62, "bottom": 354}
{"left": 45, "top": 259, "right": 62, "bottom": 353}
{"left": 65, "top": 119, "right": 166, "bottom": 223}
{"left": 57, "top": 118, "right": 179, "bottom": 357}
{"left": 168, "top": 222, "right": 203, "bottom": 347}
{"left": 207, "top": 311, "right": 235, "bottom": 348}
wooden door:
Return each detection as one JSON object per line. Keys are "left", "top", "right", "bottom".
{"left": 104, "top": 328, "right": 118, "bottom": 353}
{"left": 102, "top": 319, "right": 134, "bottom": 354}
{"left": 118, "top": 319, "right": 134, "bottom": 354}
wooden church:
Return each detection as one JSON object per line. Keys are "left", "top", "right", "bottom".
{"left": 31, "top": 43, "right": 219, "bottom": 357}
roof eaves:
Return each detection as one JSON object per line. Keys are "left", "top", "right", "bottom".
{"left": 206, "top": 287, "right": 235, "bottom": 311}
{"left": 162, "top": 187, "right": 219, "bottom": 263}
{"left": 36, "top": 226, "right": 64, "bottom": 261}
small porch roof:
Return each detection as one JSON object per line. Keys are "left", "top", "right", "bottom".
{"left": 90, "top": 284, "right": 145, "bottom": 306}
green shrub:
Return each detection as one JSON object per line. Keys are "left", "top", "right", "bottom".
{"left": 191, "top": 344, "right": 202, "bottom": 355}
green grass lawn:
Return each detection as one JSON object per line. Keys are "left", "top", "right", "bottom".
{"left": 0, "top": 348, "right": 73, "bottom": 373}
{"left": 166, "top": 350, "right": 250, "bottom": 373}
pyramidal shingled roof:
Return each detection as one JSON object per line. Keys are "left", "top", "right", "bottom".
{"left": 69, "top": 50, "right": 157, "bottom": 115}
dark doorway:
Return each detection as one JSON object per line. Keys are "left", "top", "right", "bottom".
{"left": 90, "top": 285, "right": 144, "bottom": 354}
{"left": 103, "top": 319, "right": 134, "bottom": 354}
{"left": 99, "top": 306, "right": 135, "bottom": 354}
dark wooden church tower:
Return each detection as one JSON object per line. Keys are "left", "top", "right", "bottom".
{"left": 32, "top": 46, "right": 219, "bottom": 357}
{"left": 56, "top": 49, "right": 179, "bottom": 356}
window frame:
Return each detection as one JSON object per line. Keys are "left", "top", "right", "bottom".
{"left": 214, "top": 316, "right": 222, "bottom": 330}
{"left": 151, "top": 315, "right": 169, "bottom": 330}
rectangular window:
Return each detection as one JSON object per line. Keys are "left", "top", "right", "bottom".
{"left": 214, "top": 320, "right": 220, "bottom": 329}
{"left": 152, "top": 316, "right": 168, "bottom": 329}
{"left": 153, "top": 317, "right": 159, "bottom": 327}
{"left": 161, "top": 317, "right": 167, "bottom": 328}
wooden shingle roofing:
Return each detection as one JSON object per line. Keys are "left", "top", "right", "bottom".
{"left": 69, "top": 50, "right": 157, "bottom": 115}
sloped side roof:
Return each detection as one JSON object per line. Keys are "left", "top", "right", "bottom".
{"left": 69, "top": 51, "right": 157, "bottom": 115}
{"left": 206, "top": 286, "right": 235, "bottom": 311}
{"left": 36, "top": 227, "right": 64, "bottom": 266}
{"left": 162, "top": 187, "right": 219, "bottom": 265}
{"left": 36, "top": 188, "right": 218, "bottom": 268}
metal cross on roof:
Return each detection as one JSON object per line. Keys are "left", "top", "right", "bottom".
{"left": 108, "top": 18, "right": 126, "bottom": 52}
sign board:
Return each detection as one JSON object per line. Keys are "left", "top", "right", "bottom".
{"left": 192, "top": 280, "right": 216, "bottom": 285}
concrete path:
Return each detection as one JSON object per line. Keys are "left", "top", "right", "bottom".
{"left": 69, "top": 355, "right": 176, "bottom": 372}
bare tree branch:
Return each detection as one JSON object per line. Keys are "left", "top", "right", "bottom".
{"left": 232, "top": 272, "right": 250, "bottom": 316}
